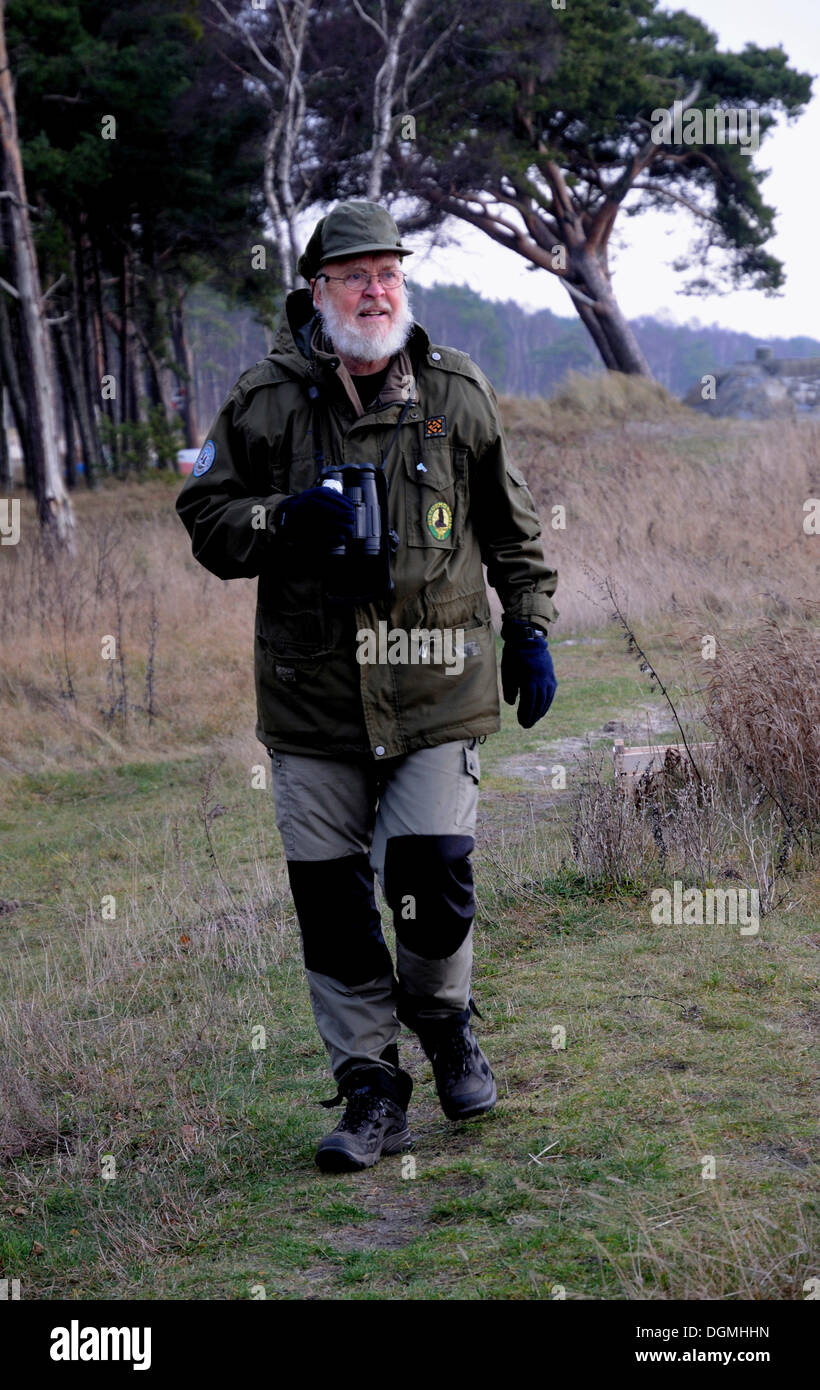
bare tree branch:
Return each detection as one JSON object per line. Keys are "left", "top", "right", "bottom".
{"left": 207, "top": 0, "right": 286, "bottom": 85}
{"left": 43, "top": 272, "right": 67, "bottom": 301}
{"left": 403, "top": 10, "right": 461, "bottom": 94}
{"left": 631, "top": 181, "right": 721, "bottom": 223}
{"left": 352, "top": 0, "right": 386, "bottom": 41}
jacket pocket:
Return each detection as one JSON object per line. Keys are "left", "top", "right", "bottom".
{"left": 424, "top": 587, "right": 492, "bottom": 632}
{"left": 269, "top": 450, "right": 316, "bottom": 496}
{"left": 403, "top": 447, "right": 467, "bottom": 549}
{"left": 256, "top": 598, "right": 332, "bottom": 661}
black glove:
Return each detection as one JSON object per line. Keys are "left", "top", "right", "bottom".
{"left": 274, "top": 486, "right": 356, "bottom": 553}
{"left": 501, "top": 617, "right": 557, "bottom": 728}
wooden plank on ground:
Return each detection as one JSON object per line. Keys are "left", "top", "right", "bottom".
{"left": 612, "top": 738, "right": 716, "bottom": 780}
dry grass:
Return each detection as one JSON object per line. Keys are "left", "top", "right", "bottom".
{"left": 568, "top": 745, "right": 659, "bottom": 887}
{"left": 704, "top": 621, "right": 820, "bottom": 834}
{"left": 0, "top": 480, "right": 257, "bottom": 773}
{"left": 2, "top": 404, "right": 819, "bottom": 773}
{"left": 562, "top": 613, "right": 820, "bottom": 905}
{"left": 501, "top": 368, "right": 690, "bottom": 431}
{"left": 499, "top": 397, "right": 820, "bottom": 634}
{"left": 586, "top": 1168, "right": 816, "bottom": 1300}
{"left": 565, "top": 747, "right": 808, "bottom": 915}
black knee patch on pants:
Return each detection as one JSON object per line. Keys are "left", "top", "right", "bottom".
{"left": 287, "top": 853, "right": 393, "bottom": 985}
{"left": 384, "top": 834, "right": 474, "bottom": 960}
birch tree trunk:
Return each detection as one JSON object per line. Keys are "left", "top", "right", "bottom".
{"left": 355, "top": 0, "right": 423, "bottom": 201}
{"left": 209, "top": 0, "right": 317, "bottom": 292}
{"left": 0, "top": 0, "right": 74, "bottom": 544}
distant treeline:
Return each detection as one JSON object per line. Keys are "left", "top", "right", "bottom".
{"left": 408, "top": 284, "right": 820, "bottom": 401}
{"left": 191, "top": 281, "right": 820, "bottom": 427}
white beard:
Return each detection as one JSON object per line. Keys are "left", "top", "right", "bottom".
{"left": 317, "top": 285, "right": 414, "bottom": 365}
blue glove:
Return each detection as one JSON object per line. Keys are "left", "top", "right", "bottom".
{"left": 501, "top": 617, "right": 557, "bottom": 728}
{"left": 274, "top": 486, "right": 356, "bottom": 554}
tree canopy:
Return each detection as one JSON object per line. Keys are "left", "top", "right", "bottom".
{"left": 307, "top": 0, "right": 813, "bottom": 371}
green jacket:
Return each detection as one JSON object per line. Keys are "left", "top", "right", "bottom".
{"left": 175, "top": 289, "right": 558, "bottom": 758}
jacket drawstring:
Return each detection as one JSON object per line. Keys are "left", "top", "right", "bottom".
{"left": 307, "top": 382, "right": 326, "bottom": 478}
{"left": 379, "top": 396, "right": 415, "bottom": 471}
{"left": 414, "top": 418, "right": 428, "bottom": 475}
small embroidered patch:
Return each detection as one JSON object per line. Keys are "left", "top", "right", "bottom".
{"left": 424, "top": 415, "right": 446, "bottom": 437}
{"left": 193, "top": 440, "right": 216, "bottom": 476}
{"left": 426, "top": 500, "right": 452, "bottom": 541}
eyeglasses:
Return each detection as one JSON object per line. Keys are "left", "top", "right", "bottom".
{"left": 318, "top": 268, "right": 406, "bottom": 291}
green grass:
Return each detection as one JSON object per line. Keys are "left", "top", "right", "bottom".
{"left": 0, "top": 626, "right": 817, "bottom": 1300}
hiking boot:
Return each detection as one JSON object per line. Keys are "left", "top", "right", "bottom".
{"left": 315, "top": 1065, "right": 413, "bottom": 1173}
{"left": 416, "top": 1004, "right": 497, "bottom": 1121}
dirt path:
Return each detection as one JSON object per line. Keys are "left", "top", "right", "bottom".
{"left": 496, "top": 700, "right": 678, "bottom": 787}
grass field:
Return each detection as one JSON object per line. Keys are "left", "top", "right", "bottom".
{"left": 1, "top": 403, "right": 818, "bottom": 1300}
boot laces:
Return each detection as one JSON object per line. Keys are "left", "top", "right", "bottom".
{"left": 339, "top": 1086, "right": 389, "bottom": 1134}
{"left": 437, "top": 1026, "right": 476, "bottom": 1084}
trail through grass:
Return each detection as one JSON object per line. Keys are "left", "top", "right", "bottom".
{"left": 1, "top": 629, "right": 817, "bottom": 1300}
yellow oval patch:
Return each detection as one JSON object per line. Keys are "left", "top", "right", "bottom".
{"left": 426, "top": 499, "right": 452, "bottom": 541}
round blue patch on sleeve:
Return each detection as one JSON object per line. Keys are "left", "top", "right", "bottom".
{"left": 193, "top": 440, "right": 216, "bottom": 476}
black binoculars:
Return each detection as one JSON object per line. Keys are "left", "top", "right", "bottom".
{"left": 322, "top": 464, "right": 382, "bottom": 557}
{"left": 318, "top": 463, "right": 397, "bottom": 604}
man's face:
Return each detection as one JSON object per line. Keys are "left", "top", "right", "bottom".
{"left": 311, "top": 252, "right": 413, "bottom": 364}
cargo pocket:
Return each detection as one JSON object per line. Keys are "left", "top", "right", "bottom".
{"left": 463, "top": 737, "right": 481, "bottom": 784}
{"left": 505, "top": 461, "right": 529, "bottom": 487}
{"left": 404, "top": 448, "right": 467, "bottom": 549}
{"left": 456, "top": 737, "right": 481, "bottom": 830}
{"left": 269, "top": 753, "right": 298, "bottom": 858}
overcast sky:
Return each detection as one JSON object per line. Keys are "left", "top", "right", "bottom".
{"left": 402, "top": 0, "right": 819, "bottom": 340}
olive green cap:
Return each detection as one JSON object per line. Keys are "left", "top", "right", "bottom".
{"left": 297, "top": 200, "right": 413, "bottom": 282}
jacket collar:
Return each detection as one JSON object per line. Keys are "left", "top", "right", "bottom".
{"left": 268, "top": 288, "right": 428, "bottom": 417}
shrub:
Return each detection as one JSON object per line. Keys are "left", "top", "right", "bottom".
{"left": 703, "top": 621, "right": 820, "bottom": 834}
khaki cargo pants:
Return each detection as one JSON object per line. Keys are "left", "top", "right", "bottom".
{"left": 269, "top": 738, "right": 481, "bottom": 1084}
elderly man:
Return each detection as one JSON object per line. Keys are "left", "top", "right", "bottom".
{"left": 176, "top": 200, "right": 558, "bottom": 1172}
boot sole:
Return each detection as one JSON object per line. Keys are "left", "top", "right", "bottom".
{"left": 315, "top": 1126, "right": 413, "bottom": 1173}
